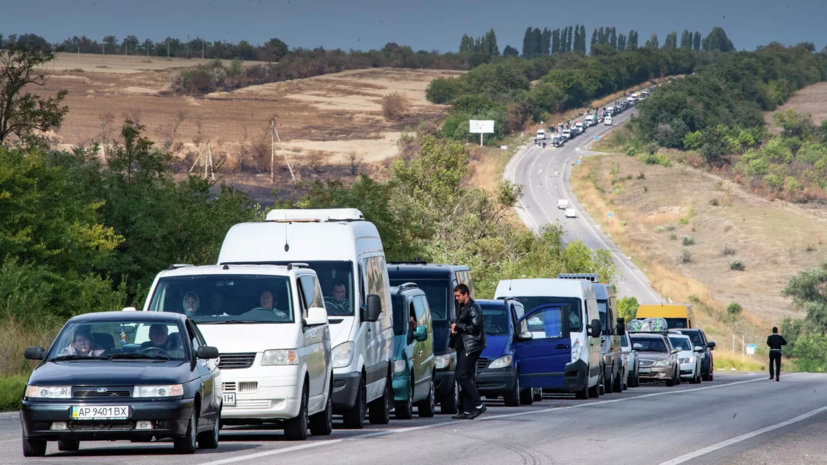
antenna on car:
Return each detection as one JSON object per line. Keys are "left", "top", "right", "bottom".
{"left": 284, "top": 221, "right": 290, "bottom": 252}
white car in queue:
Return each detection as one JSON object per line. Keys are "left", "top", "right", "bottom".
{"left": 565, "top": 208, "right": 577, "bottom": 218}
{"left": 144, "top": 263, "right": 334, "bottom": 440}
{"left": 668, "top": 333, "right": 703, "bottom": 384}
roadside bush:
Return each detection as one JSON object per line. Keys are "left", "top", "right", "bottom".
{"left": 639, "top": 152, "right": 671, "bottom": 167}
{"left": 730, "top": 260, "right": 745, "bottom": 271}
{"left": 682, "top": 236, "right": 695, "bottom": 246}
{"left": 425, "top": 77, "right": 464, "bottom": 104}
{"left": 709, "top": 197, "right": 719, "bottom": 206}
{"left": 665, "top": 224, "right": 676, "bottom": 231}
{"left": 0, "top": 375, "right": 27, "bottom": 412}
{"left": 681, "top": 249, "right": 692, "bottom": 263}
{"left": 382, "top": 92, "right": 411, "bottom": 121}
{"left": 618, "top": 296, "right": 639, "bottom": 321}
{"left": 722, "top": 245, "right": 736, "bottom": 256}
{"left": 727, "top": 302, "right": 743, "bottom": 318}
{"left": 670, "top": 233, "right": 678, "bottom": 240}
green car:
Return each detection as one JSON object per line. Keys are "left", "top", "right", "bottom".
{"left": 390, "top": 283, "right": 436, "bottom": 419}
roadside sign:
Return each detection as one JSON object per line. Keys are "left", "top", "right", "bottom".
{"left": 608, "top": 212, "right": 614, "bottom": 218}
{"left": 593, "top": 136, "right": 600, "bottom": 141}
{"left": 500, "top": 145, "right": 507, "bottom": 150}
{"left": 576, "top": 160, "right": 581, "bottom": 165}
{"left": 746, "top": 344, "right": 757, "bottom": 355}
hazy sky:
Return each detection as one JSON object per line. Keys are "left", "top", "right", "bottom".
{"left": 1, "top": 0, "right": 825, "bottom": 53}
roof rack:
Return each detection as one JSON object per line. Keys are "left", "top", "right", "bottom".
{"left": 388, "top": 259, "right": 428, "bottom": 265}
{"left": 627, "top": 318, "right": 669, "bottom": 334}
{"left": 169, "top": 264, "right": 194, "bottom": 270}
{"left": 287, "top": 263, "right": 310, "bottom": 271}
{"left": 557, "top": 273, "right": 599, "bottom": 282}
{"left": 394, "top": 282, "right": 419, "bottom": 293}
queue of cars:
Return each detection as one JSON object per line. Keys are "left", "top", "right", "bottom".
{"left": 19, "top": 206, "right": 714, "bottom": 457}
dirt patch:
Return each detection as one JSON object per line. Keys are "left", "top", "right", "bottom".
{"left": 49, "top": 52, "right": 235, "bottom": 74}
{"left": 766, "top": 81, "right": 827, "bottom": 133}
{"left": 571, "top": 153, "right": 827, "bottom": 332}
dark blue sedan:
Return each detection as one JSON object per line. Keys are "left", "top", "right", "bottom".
{"left": 20, "top": 311, "right": 221, "bottom": 456}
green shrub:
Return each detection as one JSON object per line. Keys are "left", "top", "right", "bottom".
{"left": 670, "top": 233, "right": 678, "bottom": 240}
{"left": 722, "top": 246, "right": 736, "bottom": 256}
{"left": 730, "top": 260, "right": 745, "bottom": 271}
{"left": 727, "top": 302, "right": 743, "bottom": 318}
{"left": 682, "top": 236, "right": 695, "bottom": 246}
{"left": 681, "top": 249, "right": 692, "bottom": 263}
{"left": 709, "top": 197, "right": 719, "bottom": 206}
{"left": 618, "top": 296, "right": 639, "bottom": 321}
{"left": 0, "top": 375, "right": 28, "bottom": 412}
{"left": 639, "top": 153, "right": 671, "bottom": 167}
{"left": 625, "top": 146, "right": 637, "bottom": 156}
{"left": 665, "top": 224, "right": 676, "bottom": 231}
{"left": 688, "top": 294, "right": 700, "bottom": 303}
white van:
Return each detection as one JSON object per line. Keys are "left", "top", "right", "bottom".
{"left": 575, "top": 121, "right": 585, "bottom": 133}
{"left": 536, "top": 129, "right": 546, "bottom": 141}
{"left": 143, "top": 264, "right": 333, "bottom": 440}
{"left": 605, "top": 116, "right": 613, "bottom": 126}
{"left": 217, "top": 209, "right": 395, "bottom": 428}
{"left": 495, "top": 279, "right": 603, "bottom": 399}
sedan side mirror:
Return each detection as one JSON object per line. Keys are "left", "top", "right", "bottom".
{"left": 707, "top": 341, "right": 716, "bottom": 350}
{"left": 305, "top": 307, "right": 328, "bottom": 327}
{"left": 516, "top": 331, "right": 533, "bottom": 342}
{"left": 196, "top": 346, "right": 219, "bottom": 360}
{"left": 693, "top": 346, "right": 704, "bottom": 353}
{"left": 589, "top": 319, "right": 602, "bottom": 338}
{"left": 616, "top": 318, "right": 626, "bottom": 336}
{"left": 632, "top": 343, "right": 643, "bottom": 351}
{"left": 413, "top": 325, "right": 428, "bottom": 342}
{"left": 670, "top": 349, "right": 680, "bottom": 355}
{"left": 25, "top": 347, "right": 45, "bottom": 360}
{"left": 363, "top": 294, "right": 382, "bottom": 322}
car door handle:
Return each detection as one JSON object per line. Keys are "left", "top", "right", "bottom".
{"left": 556, "top": 344, "right": 570, "bottom": 349}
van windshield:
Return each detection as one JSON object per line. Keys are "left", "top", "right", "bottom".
{"left": 507, "top": 296, "right": 582, "bottom": 332}
{"left": 480, "top": 303, "right": 509, "bottom": 335}
{"left": 389, "top": 279, "right": 449, "bottom": 321}
{"left": 148, "top": 275, "right": 294, "bottom": 324}
{"left": 263, "top": 261, "right": 355, "bottom": 316}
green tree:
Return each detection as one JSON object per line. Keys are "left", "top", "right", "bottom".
{"left": 265, "top": 38, "right": 289, "bottom": 61}
{"left": 590, "top": 29, "right": 598, "bottom": 55}
{"left": 540, "top": 28, "right": 551, "bottom": 56}
{"left": 522, "top": 27, "right": 533, "bottom": 57}
{"left": 664, "top": 32, "right": 677, "bottom": 49}
{"left": 628, "top": 30, "right": 639, "bottom": 50}
{"left": 645, "top": 33, "right": 659, "bottom": 49}
{"left": 702, "top": 27, "right": 734, "bottom": 52}
{"left": 693, "top": 31, "right": 702, "bottom": 50}
{"left": 0, "top": 46, "right": 68, "bottom": 146}
{"left": 503, "top": 45, "right": 519, "bottom": 57}
{"left": 609, "top": 27, "right": 618, "bottom": 50}
{"left": 552, "top": 29, "right": 561, "bottom": 54}
{"left": 425, "top": 77, "right": 464, "bottom": 104}
{"left": 618, "top": 297, "right": 639, "bottom": 321}
{"left": 680, "top": 30, "right": 692, "bottom": 49}
{"left": 700, "top": 125, "right": 731, "bottom": 166}
{"left": 102, "top": 35, "right": 117, "bottom": 53}
{"left": 617, "top": 33, "right": 626, "bottom": 51}
{"left": 782, "top": 260, "right": 827, "bottom": 333}
{"left": 486, "top": 29, "right": 500, "bottom": 55}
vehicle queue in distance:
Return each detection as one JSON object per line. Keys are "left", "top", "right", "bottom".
{"left": 18, "top": 205, "right": 715, "bottom": 457}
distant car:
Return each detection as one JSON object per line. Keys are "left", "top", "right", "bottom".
{"left": 561, "top": 129, "right": 572, "bottom": 140}
{"left": 671, "top": 328, "right": 715, "bottom": 381}
{"left": 565, "top": 208, "right": 577, "bottom": 218}
{"left": 630, "top": 333, "right": 680, "bottom": 386}
{"left": 575, "top": 122, "right": 585, "bottom": 133}
{"left": 558, "top": 199, "right": 569, "bottom": 210}
{"left": 605, "top": 116, "right": 613, "bottom": 126}
{"left": 669, "top": 334, "right": 702, "bottom": 384}
{"left": 620, "top": 332, "right": 640, "bottom": 388}
{"left": 20, "top": 312, "right": 222, "bottom": 456}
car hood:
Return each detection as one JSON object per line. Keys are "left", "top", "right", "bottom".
{"left": 29, "top": 360, "right": 194, "bottom": 386}
{"left": 678, "top": 350, "right": 694, "bottom": 358}
{"left": 638, "top": 352, "right": 669, "bottom": 362}
{"left": 481, "top": 335, "right": 510, "bottom": 360}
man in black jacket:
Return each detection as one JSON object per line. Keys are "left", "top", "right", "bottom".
{"left": 451, "top": 284, "right": 486, "bottom": 420}
{"left": 767, "top": 327, "right": 787, "bottom": 381}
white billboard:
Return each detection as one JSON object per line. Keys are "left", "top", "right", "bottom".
{"left": 469, "top": 120, "right": 495, "bottom": 134}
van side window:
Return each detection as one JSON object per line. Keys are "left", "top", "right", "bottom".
{"left": 417, "top": 296, "right": 431, "bottom": 329}
{"left": 299, "top": 275, "right": 324, "bottom": 313}
{"left": 413, "top": 295, "right": 426, "bottom": 326}
{"left": 365, "top": 256, "right": 388, "bottom": 315}
{"left": 296, "top": 278, "right": 309, "bottom": 318}
{"left": 358, "top": 261, "right": 366, "bottom": 307}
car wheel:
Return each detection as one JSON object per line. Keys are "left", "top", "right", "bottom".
{"left": 197, "top": 410, "right": 220, "bottom": 449}
{"left": 440, "top": 380, "right": 459, "bottom": 415}
{"left": 533, "top": 388, "right": 543, "bottom": 402}
{"left": 395, "top": 377, "right": 413, "bottom": 419}
{"left": 368, "top": 373, "right": 391, "bottom": 425}
{"left": 504, "top": 372, "right": 520, "bottom": 407}
{"left": 598, "top": 369, "right": 606, "bottom": 395}
{"left": 417, "top": 378, "right": 435, "bottom": 417}
{"left": 588, "top": 371, "right": 601, "bottom": 398}
{"left": 173, "top": 410, "right": 198, "bottom": 454}
{"left": 604, "top": 369, "right": 614, "bottom": 394}
{"left": 575, "top": 377, "right": 589, "bottom": 399}
{"left": 519, "top": 387, "right": 534, "bottom": 406}
{"left": 309, "top": 380, "right": 333, "bottom": 436}
{"left": 57, "top": 438, "right": 79, "bottom": 452}
{"left": 284, "top": 385, "right": 309, "bottom": 440}
{"left": 676, "top": 368, "right": 682, "bottom": 385}
{"left": 342, "top": 375, "right": 366, "bottom": 429}
{"left": 22, "top": 436, "right": 47, "bottom": 457}
{"left": 613, "top": 367, "right": 623, "bottom": 392}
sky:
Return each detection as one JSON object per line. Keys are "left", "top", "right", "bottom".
{"left": 1, "top": 0, "right": 825, "bottom": 53}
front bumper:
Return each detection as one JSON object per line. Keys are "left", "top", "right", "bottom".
{"left": 332, "top": 371, "right": 362, "bottom": 412}
{"left": 221, "top": 370, "right": 304, "bottom": 421}
{"left": 639, "top": 365, "right": 672, "bottom": 380}
{"left": 476, "top": 366, "right": 517, "bottom": 395}
{"left": 21, "top": 398, "right": 193, "bottom": 441}
{"left": 679, "top": 362, "right": 696, "bottom": 376}
{"left": 392, "top": 373, "right": 411, "bottom": 402}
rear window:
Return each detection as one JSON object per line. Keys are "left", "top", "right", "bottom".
{"left": 680, "top": 331, "right": 704, "bottom": 347}
{"left": 630, "top": 336, "right": 667, "bottom": 353}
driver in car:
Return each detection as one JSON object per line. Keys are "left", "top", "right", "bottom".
{"left": 140, "top": 324, "right": 183, "bottom": 357}
{"left": 329, "top": 282, "right": 351, "bottom": 315}
{"left": 258, "top": 290, "right": 288, "bottom": 318}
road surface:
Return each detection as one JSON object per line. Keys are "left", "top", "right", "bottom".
{"left": 504, "top": 108, "right": 661, "bottom": 301}
{"left": 3, "top": 373, "right": 825, "bottom": 464}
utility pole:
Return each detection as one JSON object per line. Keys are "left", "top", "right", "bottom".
{"left": 271, "top": 118, "right": 296, "bottom": 184}
{"left": 167, "top": 39, "right": 170, "bottom": 58}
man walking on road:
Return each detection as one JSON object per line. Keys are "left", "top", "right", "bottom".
{"left": 451, "top": 284, "right": 486, "bottom": 420}
{"left": 767, "top": 327, "right": 787, "bottom": 381}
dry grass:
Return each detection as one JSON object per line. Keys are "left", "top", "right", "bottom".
{"left": 382, "top": 92, "right": 411, "bottom": 121}
{"left": 0, "top": 321, "right": 58, "bottom": 377}
{"left": 571, "top": 153, "right": 827, "bottom": 345}
{"left": 766, "top": 81, "right": 827, "bottom": 134}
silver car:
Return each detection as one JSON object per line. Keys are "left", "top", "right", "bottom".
{"left": 620, "top": 332, "right": 640, "bottom": 388}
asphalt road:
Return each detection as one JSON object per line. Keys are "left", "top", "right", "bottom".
{"left": 3, "top": 373, "right": 826, "bottom": 464}
{"left": 504, "top": 107, "right": 661, "bottom": 302}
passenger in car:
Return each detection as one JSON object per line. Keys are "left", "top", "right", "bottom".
{"left": 183, "top": 291, "right": 200, "bottom": 316}
{"left": 60, "top": 330, "right": 104, "bottom": 357}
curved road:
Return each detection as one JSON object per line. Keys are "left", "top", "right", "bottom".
{"left": 505, "top": 108, "right": 661, "bottom": 302}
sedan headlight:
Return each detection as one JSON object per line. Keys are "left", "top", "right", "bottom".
{"left": 26, "top": 386, "right": 71, "bottom": 399}
{"left": 331, "top": 342, "right": 354, "bottom": 369}
{"left": 434, "top": 354, "right": 451, "bottom": 369}
{"left": 689, "top": 356, "right": 696, "bottom": 363}
{"left": 487, "top": 355, "right": 513, "bottom": 369}
{"left": 394, "top": 360, "right": 406, "bottom": 373}
{"left": 133, "top": 385, "right": 184, "bottom": 397}
{"left": 262, "top": 349, "right": 298, "bottom": 366}
{"left": 571, "top": 339, "right": 583, "bottom": 363}
{"left": 654, "top": 359, "right": 671, "bottom": 367}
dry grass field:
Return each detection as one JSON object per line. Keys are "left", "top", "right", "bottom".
{"left": 571, "top": 151, "right": 827, "bottom": 342}
{"left": 766, "top": 81, "right": 827, "bottom": 133}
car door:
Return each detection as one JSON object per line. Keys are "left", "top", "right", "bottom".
{"left": 412, "top": 295, "right": 433, "bottom": 399}
{"left": 512, "top": 304, "right": 571, "bottom": 389}
{"left": 186, "top": 320, "right": 216, "bottom": 428}
{"left": 298, "top": 274, "right": 328, "bottom": 405}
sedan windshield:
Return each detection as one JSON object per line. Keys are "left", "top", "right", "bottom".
{"left": 631, "top": 337, "right": 667, "bottom": 353}
{"left": 49, "top": 320, "right": 187, "bottom": 361}
{"left": 148, "top": 275, "right": 294, "bottom": 324}
{"left": 669, "top": 337, "right": 692, "bottom": 351}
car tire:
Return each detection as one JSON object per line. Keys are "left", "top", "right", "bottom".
{"left": 676, "top": 369, "right": 682, "bottom": 385}
{"left": 58, "top": 438, "right": 79, "bottom": 452}
{"left": 173, "top": 411, "right": 198, "bottom": 454}
{"left": 342, "top": 375, "right": 366, "bottom": 429}
{"left": 417, "top": 378, "right": 435, "bottom": 417}
{"left": 284, "top": 385, "right": 309, "bottom": 440}
{"left": 605, "top": 369, "right": 614, "bottom": 394}
{"left": 575, "top": 378, "right": 589, "bottom": 399}
{"left": 533, "top": 388, "right": 543, "bottom": 402}
{"left": 440, "top": 380, "right": 459, "bottom": 415}
{"left": 309, "top": 381, "right": 333, "bottom": 436}
{"left": 613, "top": 367, "right": 623, "bottom": 392}
{"left": 504, "top": 373, "right": 520, "bottom": 407}
{"left": 197, "top": 411, "right": 220, "bottom": 449}
{"left": 368, "top": 373, "right": 391, "bottom": 425}
{"left": 22, "top": 436, "right": 47, "bottom": 457}
{"left": 588, "top": 372, "right": 601, "bottom": 398}
{"left": 519, "top": 388, "right": 534, "bottom": 406}
{"left": 396, "top": 378, "right": 414, "bottom": 419}
{"left": 598, "top": 369, "right": 606, "bottom": 395}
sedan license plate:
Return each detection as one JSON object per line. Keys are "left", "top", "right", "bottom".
{"left": 222, "top": 393, "right": 236, "bottom": 407}
{"left": 639, "top": 368, "right": 652, "bottom": 373}
{"left": 72, "top": 406, "right": 129, "bottom": 420}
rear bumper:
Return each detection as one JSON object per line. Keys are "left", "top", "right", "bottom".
{"left": 476, "top": 367, "right": 516, "bottom": 395}
{"left": 639, "top": 366, "right": 672, "bottom": 380}
{"left": 332, "top": 371, "right": 361, "bottom": 411}
{"left": 21, "top": 398, "right": 192, "bottom": 441}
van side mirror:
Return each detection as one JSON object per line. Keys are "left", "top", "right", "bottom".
{"left": 305, "top": 307, "right": 328, "bottom": 327}
{"left": 616, "top": 318, "right": 626, "bottom": 336}
{"left": 707, "top": 341, "right": 716, "bottom": 350}
{"left": 516, "top": 331, "right": 533, "bottom": 342}
{"left": 25, "top": 347, "right": 45, "bottom": 360}
{"left": 588, "top": 319, "right": 602, "bottom": 338}
{"left": 413, "top": 325, "right": 427, "bottom": 342}
{"left": 196, "top": 346, "right": 219, "bottom": 360}
{"left": 363, "top": 294, "right": 382, "bottom": 322}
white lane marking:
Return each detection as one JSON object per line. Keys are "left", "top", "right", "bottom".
{"left": 199, "top": 375, "right": 795, "bottom": 465}
{"left": 659, "top": 403, "right": 827, "bottom": 465}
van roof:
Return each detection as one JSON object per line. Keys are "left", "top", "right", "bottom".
{"left": 388, "top": 263, "right": 470, "bottom": 279}
{"left": 265, "top": 208, "right": 364, "bottom": 222}
{"left": 156, "top": 264, "right": 305, "bottom": 278}
{"left": 637, "top": 304, "right": 690, "bottom": 318}
{"left": 218, "top": 220, "right": 383, "bottom": 264}
{"left": 592, "top": 283, "right": 615, "bottom": 301}
{"left": 494, "top": 278, "right": 591, "bottom": 299}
